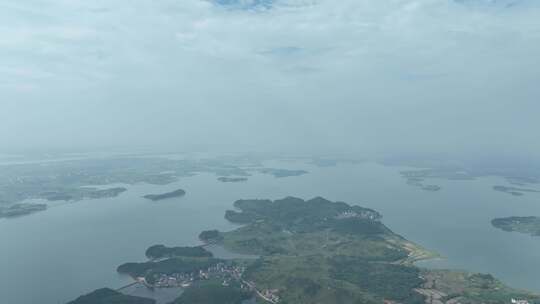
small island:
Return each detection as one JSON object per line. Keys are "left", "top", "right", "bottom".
{"left": 491, "top": 216, "right": 540, "bottom": 236}
{"left": 493, "top": 185, "right": 539, "bottom": 196}
{"left": 0, "top": 203, "right": 47, "bottom": 218}
{"left": 218, "top": 177, "right": 248, "bottom": 183}
{"left": 143, "top": 189, "right": 186, "bottom": 201}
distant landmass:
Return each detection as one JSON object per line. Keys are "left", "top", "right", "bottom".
{"left": 258, "top": 168, "right": 308, "bottom": 178}
{"left": 218, "top": 177, "right": 248, "bottom": 183}
{"left": 403, "top": 175, "right": 442, "bottom": 192}
{"left": 146, "top": 245, "right": 212, "bottom": 260}
{"left": 492, "top": 216, "right": 540, "bottom": 236}
{"left": 143, "top": 189, "right": 186, "bottom": 201}
{"left": 493, "top": 185, "right": 539, "bottom": 196}
{"left": 0, "top": 203, "right": 47, "bottom": 218}
{"left": 0, "top": 156, "right": 266, "bottom": 209}
{"left": 44, "top": 187, "right": 127, "bottom": 201}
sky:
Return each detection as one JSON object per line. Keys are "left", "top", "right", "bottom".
{"left": 1, "top": 0, "right": 539, "bottom": 160}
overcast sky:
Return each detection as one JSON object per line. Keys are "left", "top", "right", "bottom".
{"left": 1, "top": 0, "right": 539, "bottom": 159}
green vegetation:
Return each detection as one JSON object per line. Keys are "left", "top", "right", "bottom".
{"left": 218, "top": 197, "right": 411, "bottom": 261}
{"left": 75, "top": 195, "right": 538, "bottom": 304}
{"left": 143, "top": 189, "right": 186, "bottom": 201}
{"left": 329, "top": 256, "right": 424, "bottom": 303}
{"left": 172, "top": 281, "right": 252, "bottom": 304}
{"left": 66, "top": 288, "right": 155, "bottom": 304}
{"left": 243, "top": 255, "right": 425, "bottom": 304}
{"left": 117, "top": 256, "right": 223, "bottom": 284}
{"left": 491, "top": 216, "right": 540, "bottom": 236}
{"left": 199, "top": 230, "right": 223, "bottom": 243}
{"left": 417, "top": 270, "right": 540, "bottom": 304}
{"left": 145, "top": 245, "right": 213, "bottom": 259}
{"left": 0, "top": 203, "right": 47, "bottom": 218}
{"left": 209, "top": 197, "right": 434, "bottom": 303}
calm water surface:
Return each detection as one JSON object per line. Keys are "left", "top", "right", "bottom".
{"left": 0, "top": 160, "right": 539, "bottom": 304}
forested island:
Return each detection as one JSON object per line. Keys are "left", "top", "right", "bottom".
{"left": 143, "top": 189, "right": 186, "bottom": 201}
{"left": 69, "top": 197, "right": 539, "bottom": 304}
{"left": 492, "top": 216, "right": 540, "bottom": 236}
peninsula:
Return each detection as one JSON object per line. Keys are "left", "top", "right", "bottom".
{"left": 69, "top": 196, "right": 539, "bottom": 304}
{"left": 143, "top": 189, "right": 186, "bottom": 201}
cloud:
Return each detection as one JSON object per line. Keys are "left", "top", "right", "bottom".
{"left": 0, "top": 0, "right": 539, "bottom": 158}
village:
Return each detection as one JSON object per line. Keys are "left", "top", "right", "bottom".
{"left": 139, "top": 262, "right": 281, "bottom": 304}
{"left": 335, "top": 209, "right": 380, "bottom": 221}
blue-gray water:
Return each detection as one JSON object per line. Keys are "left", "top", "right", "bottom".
{"left": 0, "top": 160, "right": 539, "bottom": 304}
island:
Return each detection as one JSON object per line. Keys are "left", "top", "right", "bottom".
{"left": 0, "top": 203, "right": 47, "bottom": 218}
{"left": 258, "top": 168, "right": 308, "bottom": 178}
{"left": 66, "top": 288, "right": 155, "bottom": 304}
{"left": 218, "top": 177, "right": 248, "bottom": 183}
{"left": 69, "top": 196, "right": 539, "bottom": 304}
{"left": 493, "top": 186, "right": 539, "bottom": 196}
{"left": 491, "top": 216, "right": 540, "bottom": 236}
{"left": 143, "top": 189, "right": 186, "bottom": 201}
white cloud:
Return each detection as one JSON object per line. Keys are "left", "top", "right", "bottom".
{"left": 0, "top": 0, "right": 539, "bottom": 156}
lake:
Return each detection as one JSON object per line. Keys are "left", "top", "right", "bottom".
{"left": 0, "top": 159, "right": 539, "bottom": 304}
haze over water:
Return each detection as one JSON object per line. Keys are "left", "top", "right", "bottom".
{"left": 1, "top": 159, "right": 539, "bottom": 304}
